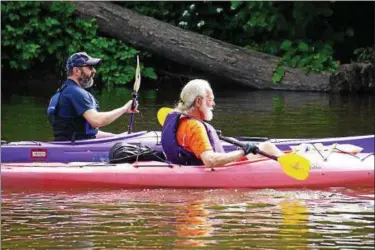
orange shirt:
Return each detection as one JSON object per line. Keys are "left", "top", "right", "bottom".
{"left": 176, "top": 117, "right": 213, "bottom": 159}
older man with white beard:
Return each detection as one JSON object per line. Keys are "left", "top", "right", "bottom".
{"left": 47, "top": 52, "right": 138, "bottom": 141}
{"left": 161, "top": 79, "right": 284, "bottom": 168}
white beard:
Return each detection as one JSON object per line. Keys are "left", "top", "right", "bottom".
{"left": 83, "top": 78, "right": 94, "bottom": 89}
{"left": 201, "top": 103, "right": 213, "bottom": 121}
{"left": 80, "top": 76, "right": 94, "bottom": 89}
{"left": 79, "top": 71, "right": 94, "bottom": 89}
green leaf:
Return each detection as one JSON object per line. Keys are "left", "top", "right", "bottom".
{"left": 6, "top": 25, "right": 15, "bottom": 32}
{"left": 280, "top": 40, "right": 292, "bottom": 51}
{"left": 299, "top": 57, "right": 311, "bottom": 66}
{"left": 298, "top": 41, "right": 309, "bottom": 52}
{"left": 3, "top": 40, "right": 11, "bottom": 46}
{"left": 290, "top": 55, "right": 301, "bottom": 67}
{"left": 142, "top": 67, "right": 157, "bottom": 80}
{"left": 117, "top": 75, "right": 130, "bottom": 84}
{"left": 10, "top": 60, "right": 18, "bottom": 69}
{"left": 231, "top": 1, "right": 243, "bottom": 10}
{"left": 8, "top": 13, "right": 20, "bottom": 21}
{"left": 272, "top": 66, "right": 285, "bottom": 83}
{"left": 282, "top": 48, "right": 297, "bottom": 61}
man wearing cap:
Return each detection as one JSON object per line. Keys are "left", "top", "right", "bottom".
{"left": 47, "top": 52, "right": 138, "bottom": 141}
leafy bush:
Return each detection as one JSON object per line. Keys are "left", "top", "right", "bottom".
{"left": 230, "top": 1, "right": 345, "bottom": 82}
{"left": 353, "top": 46, "right": 374, "bottom": 63}
{"left": 1, "top": 1, "right": 367, "bottom": 86}
{"left": 122, "top": 1, "right": 351, "bottom": 83}
{"left": 1, "top": 1, "right": 156, "bottom": 86}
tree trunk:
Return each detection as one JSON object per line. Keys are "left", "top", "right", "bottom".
{"left": 68, "top": 1, "right": 371, "bottom": 92}
{"left": 329, "top": 49, "right": 375, "bottom": 93}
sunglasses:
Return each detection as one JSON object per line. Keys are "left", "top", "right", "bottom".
{"left": 82, "top": 65, "right": 95, "bottom": 70}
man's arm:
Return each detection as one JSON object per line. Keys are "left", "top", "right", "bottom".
{"left": 200, "top": 150, "right": 245, "bottom": 168}
{"left": 184, "top": 120, "right": 246, "bottom": 168}
{"left": 83, "top": 100, "right": 138, "bottom": 128}
{"left": 96, "top": 130, "right": 116, "bottom": 138}
{"left": 83, "top": 106, "right": 127, "bottom": 128}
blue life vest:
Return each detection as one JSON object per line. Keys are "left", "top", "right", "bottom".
{"left": 47, "top": 83, "right": 98, "bottom": 142}
{"left": 161, "top": 112, "right": 225, "bottom": 165}
{"left": 47, "top": 84, "right": 68, "bottom": 124}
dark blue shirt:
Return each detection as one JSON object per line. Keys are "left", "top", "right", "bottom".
{"left": 58, "top": 79, "right": 99, "bottom": 118}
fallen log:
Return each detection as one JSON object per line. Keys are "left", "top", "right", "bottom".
{"left": 65, "top": 2, "right": 371, "bottom": 93}
{"left": 330, "top": 49, "right": 375, "bottom": 93}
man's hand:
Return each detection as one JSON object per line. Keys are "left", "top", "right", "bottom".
{"left": 123, "top": 100, "right": 139, "bottom": 114}
{"left": 242, "top": 143, "right": 258, "bottom": 155}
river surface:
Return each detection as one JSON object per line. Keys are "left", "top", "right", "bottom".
{"left": 2, "top": 188, "right": 374, "bottom": 249}
{"left": 1, "top": 87, "right": 374, "bottom": 141}
{"left": 1, "top": 88, "right": 374, "bottom": 249}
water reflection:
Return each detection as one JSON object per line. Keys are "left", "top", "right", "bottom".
{"left": 279, "top": 200, "right": 309, "bottom": 250}
{"left": 174, "top": 200, "right": 213, "bottom": 247}
{"left": 2, "top": 188, "right": 373, "bottom": 249}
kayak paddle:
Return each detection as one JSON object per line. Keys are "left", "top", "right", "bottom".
{"left": 156, "top": 107, "right": 310, "bottom": 181}
{"left": 218, "top": 134, "right": 310, "bottom": 180}
{"left": 127, "top": 55, "right": 141, "bottom": 134}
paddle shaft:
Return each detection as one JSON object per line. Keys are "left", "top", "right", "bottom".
{"left": 127, "top": 92, "right": 137, "bottom": 134}
{"left": 218, "top": 134, "right": 278, "bottom": 161}
{"left": 215, "top": 129, "right": 268, "bottom": 142}
{"left": 127, "top": 56, "right": 141, "bottom": 134}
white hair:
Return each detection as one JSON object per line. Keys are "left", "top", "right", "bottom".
{"left": 176, "top": 79, "right": 212, "bottom": 113}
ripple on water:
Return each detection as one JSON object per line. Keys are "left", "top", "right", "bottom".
{"left": 1, "top": 188, "right": 374, "bottom": 249}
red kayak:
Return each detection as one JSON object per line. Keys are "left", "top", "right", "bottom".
{"left": 1, "top": 152, "right": 373, "bottom": 190}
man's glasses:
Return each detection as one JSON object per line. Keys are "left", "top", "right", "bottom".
{"left": 79, "top": 65, "right": 95, "bottom": 70}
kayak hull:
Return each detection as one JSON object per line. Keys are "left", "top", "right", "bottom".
{"left": 2, "top": 152, "right": 373, "bottom": 190}
{"left": 1, "top": 132, "right": 374, "bottom": 163}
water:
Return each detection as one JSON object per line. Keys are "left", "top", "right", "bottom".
{"left": 1, "top": 87, "right": 374, "bottom": 141}
{"left": 1, "top": 88, "right": 374, "bottom": 249}
{"left": 2, "top": 188, "right": 374, "bottom": 249}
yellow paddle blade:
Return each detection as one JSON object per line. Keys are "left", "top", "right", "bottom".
{"left": 157, "top": 107, "right": 174, "bottom": 126}
{"left": 277, "top": 154, "right": 310, "bottom": 180}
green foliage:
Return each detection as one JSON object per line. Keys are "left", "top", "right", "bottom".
{"left": 272, "top": 65, "right": 285, "bottom": 83}
{"left": 353, "top": 46, "right": 374, "bottom": 63}
{"left": 280, "top": 41, "right": 339, "bottom": 73}
{"left": 84, "top": 38, "right": 156, "bottom": 84}
{"left": 1, "top": 1, "right": 369, "bottom": 87}
{"left": 269, "top": 41, "right": 339, "bottom": 83}
{"left": 1, "top": 1, "right": 156, "bottom": 86}
{"left": 119, "top": 2, "right": 237, "bottom": 39}
{"left": 230, "top": 2, "right": 344, "bottom": 82}
{"left": 122, "top": 2, "right": 347, "bottom": 83}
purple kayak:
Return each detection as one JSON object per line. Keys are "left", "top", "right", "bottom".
{"left": 1, "top": 132, "right": 373, "bottom": 163}
{"left": 1, "top": 131, "right": 148, "bottom": 163}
